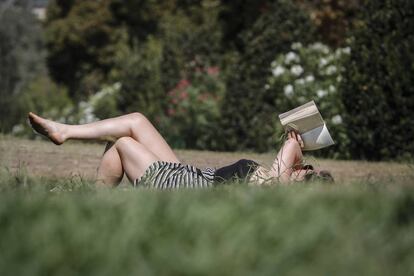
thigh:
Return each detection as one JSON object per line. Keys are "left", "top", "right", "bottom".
{"left": 114, "top": 137, "right": 161, "bottom": 183}
{"left": 129, "top": 113, "right": 180, "bottom": 163}
{"left": 97, "top": 142, "right": 124, "bottom": 187}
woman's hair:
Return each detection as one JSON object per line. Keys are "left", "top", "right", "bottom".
{"left": 304, "top": 170, "right": 335, "bottom": 183}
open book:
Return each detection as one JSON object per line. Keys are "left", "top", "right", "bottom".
{"left": 278, "top": 101, "right": 335, "bottom": 151}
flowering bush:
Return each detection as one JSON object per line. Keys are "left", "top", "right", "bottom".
{"left": 267, "top": 42, "right": 350, "bottom": 157}
{"left": 68, "top": 82, "right": 122, "bottom": 124}
{"left": 159, "top": 67, "right": 225, "bottom": 149}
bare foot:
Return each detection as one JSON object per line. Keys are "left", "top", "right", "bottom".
{"left": 28, "top": 112, "right": 66, "bottom": 145}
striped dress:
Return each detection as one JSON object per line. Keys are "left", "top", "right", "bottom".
{"left": 134, "top": 161, "right": 216, "bottom": 189}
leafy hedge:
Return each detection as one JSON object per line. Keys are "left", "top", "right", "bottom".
{"left": 267, "top": 42, "right": 350, "bottom": 158}
{"left": 219, "top": 0, "right": 315, "bottom": 152}
{"left": 341, "top": 0, "right": 414, "bottom": 160}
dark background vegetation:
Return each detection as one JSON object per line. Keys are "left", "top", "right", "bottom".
{"left": 0, "top": 0, "right": 413, "bottom": 161}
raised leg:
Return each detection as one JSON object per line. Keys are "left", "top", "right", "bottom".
{"left": 96, "top": 142, "right": 124, "bottom": 187}
{"left": 97, "top": 137, "right": 160, "bottom": 186}
{"left": 28, "top": 112, "right": 179, "bottom": 163}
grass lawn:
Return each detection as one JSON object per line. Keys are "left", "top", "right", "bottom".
{"left": 0, "top": 136, "right": 413, "bottom": 275}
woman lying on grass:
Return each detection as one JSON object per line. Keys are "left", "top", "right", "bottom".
{"left": 28, "top": 112, "right": 333, "bottom": 188}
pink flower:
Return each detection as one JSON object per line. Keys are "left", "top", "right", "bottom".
{"left": 167, "top": 108, "right": 176, "bottom": 116}
{"left": 177, "top": 79, "right": 190, "bottom": 89}
{"left": 198, "top": 93, "right": 210, "bottom": 102}
{"left": 206, "top": 66, "right": 219, "bottom": 76}
{"left": 168, "top": 89, "right": 176, "bottom": 96}
{"left": 180, "top": 91, "right": 189, "bottom": 100}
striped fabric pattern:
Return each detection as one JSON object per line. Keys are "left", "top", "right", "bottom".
{"left": 134, "top": 161, "right": 216, "bottom": 189}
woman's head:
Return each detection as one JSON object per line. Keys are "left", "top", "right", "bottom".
{"left": 304, "top": 169, "right": 334, "bottom": 183}
{"left": 290, "top": 164, "right": 334, "bottom": 183}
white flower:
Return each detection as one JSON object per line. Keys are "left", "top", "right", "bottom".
{"left": 335, "top": 49, "right": 342, "bottom": 58}
{"left": 317, "top": 89, "right": 327, "bottom": 98}
{"left": 285, "top": 52, "right": 300, "bottom": 64}
{"left": 290, "top": 65, "right": 304, "bottom": 76}
{"left": 336, "top": 75, "right": 343, "bottom": 82}
{"left": 113, "top": 82, "right": 122, "bottom": 90}
{"left": 79, "top": 101, "right": 88, "bottom": 108}
{"left": 271, "top": 60, "right": 278, "bottom": 68}
{"left": 329, "top": 85, "right": 336, "bottom": 93}
{"left": 305, "top": 75, "right": 315, "bottom": 82}
{"left": 284, "top": 84, "right": 294, "bottom": 97}
{"left": 12, "top": 124, "right": 24, "bottom": 134}
{"left": 311, "top": 42, "right": 329, "bottom": 54}
{"left": 295, "top": 78, "right": 305, "bottom": 85}
{"left": 325, "top": 65, "right": 337, "bottom": 75}
{"left": 291, "top": 42, "right": 302, "bottom": 50}
{"left": 319, "top": 58, "right": 328, "bottom": 68}
{"left": 342, "top": 47, "right": 351, "bottom": 55}
{"left": 264, "top": 84, "right": 270, "bottom": 90}
{"left": 272, "top": 65, "right": 285, "bottom": 77}
{"left": 331, "top": 115, "right": 343, "bottom": 125}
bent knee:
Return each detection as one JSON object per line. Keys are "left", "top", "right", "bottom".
{"left": 128, "top": 112, "right": 148, "bottom": 123}
{"left": 127, "top": 112, "right": 152, "bottom": 128}
{"left": 114, "top": 136, "right": 136, "bottom": 148}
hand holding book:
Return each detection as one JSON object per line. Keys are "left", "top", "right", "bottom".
{"left": 287, "top": 130, "right": 304, "bottom": 149}
{"left": 279, "top": 101, "right": 335, "bottom": 151}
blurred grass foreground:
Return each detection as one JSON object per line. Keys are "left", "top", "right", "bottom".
{"left": 0, "top": 170, "right": 413, "bottom": 275}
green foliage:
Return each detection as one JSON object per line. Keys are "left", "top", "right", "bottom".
{"left": 70, "top": 82, "right": 122, "bottom": 124}
{"left": 115, "top": 38, "right": 164, "bottom": 121}
{"left": 12, "top": 76, "right": 72, "bottom": 137}
{"left": 115, "top": 2, "right": 224, "bottom": 137}
{"left": 0, "top": 170, "right": 414, "bottom": 275}
{"left": 267, "top": 42, "right": 351, "bottom": 158}
{"left": 109, "top": 0, "right": 163, "bottom": 41}
{"left": 19, "top": 76, "right": 72, "bottom": 118}
{"left": 159, "top": 68, "right": 225, "bottom": 149}
{"left": 157, "top": 2, "right": 223, "bottom": 93}
{"left": 220, "top": 0, "right": 315, "bottom": 152}
{"left": 294, "top": 0, "right": 363, "bottom": 47}
{"left": 45, "top": 0, "right": 127, "bottom": 99}
{"left": 0, "top": 3, "right": 45, "bottom": 132}
{"left": 341, "top": 0, "right": 414, "bottom": 160}
{"left": 219, "top": 0, "right": 274, "bottom": 50}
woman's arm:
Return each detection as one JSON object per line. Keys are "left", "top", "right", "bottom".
{"left": 271, "top": 136, "right": 304, "bottom": 183}
{"left": 250, "top": 131, "right": 304, "bottom": 185}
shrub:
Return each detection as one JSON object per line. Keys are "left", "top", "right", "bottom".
{"left": 340, "top": 0, "right": 414, "bottom": 160}
{"left": 115, "top": 37, "right": 164, "bottom": 122}
{"left": 294, "top": 0, "right": 362, "bottom": 47}
{"left": 71, "top": 82, "right": 122, "bottom": 124}
{"left": 219, "top": 0, "right": 315, "bottom": 152}
{"left": 266, "top": 42, "right": 351, "bottom": 158}
{"left": 157, "top": 5, "right": 223, "bottom": 94}
{"left": 0, "top": 3, "right": 45, "bottom": 132}
{"left": 159, "top": 67, "right": 225, "bottom": 149}
{"left": 13, "top": 76, "right": 72, "bottom": 137}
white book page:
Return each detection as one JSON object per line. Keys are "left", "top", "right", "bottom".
{"left": 279, "top": 101, "right": 317, "bottom": 123}
{"left": 301, "top": 124, "right": 335, "bottom": 151}
{"left": 279, "top": 101, "right": 324, "bottom": 133}
{"left": 285, "top": 113, "right": 324, "bottom": 133}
